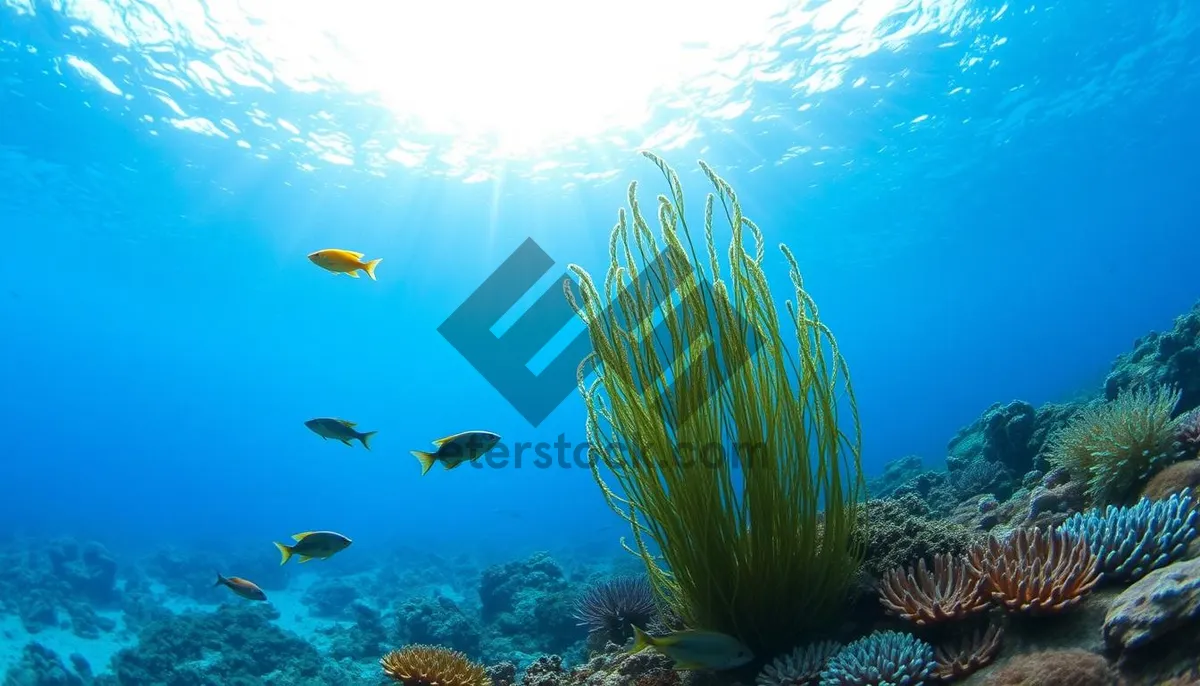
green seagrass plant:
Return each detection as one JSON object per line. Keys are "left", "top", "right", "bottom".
{"left": 564, "top": 152, "right": 865, "bottom": 661}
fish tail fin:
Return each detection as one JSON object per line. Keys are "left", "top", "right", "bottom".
{"left": 214, "top": 572, "right": 225, "bottom": 587}
{"left": 363, "top": 258, "right": 381, "bottom": 281}
{"left": 630, "top": 625, "right": 654, "bottom": 654}
{"left": 411, "top": 450, "right": 437, "bottom": 476}
{"left": 359, "top": 431, "right": 378, "bottom": 450}
{"left": 273, "top": 541, "right": 293, "bottom": 565}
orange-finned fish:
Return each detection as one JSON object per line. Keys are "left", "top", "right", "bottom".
{"left": 214, "top": 573, "right": 268, "bottom": 601}
{"left": 307, "top": 249, "right": 382, "bottom": 280}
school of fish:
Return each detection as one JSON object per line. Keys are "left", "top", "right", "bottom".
{"left": 213, "top": 249, "right": 749, "bottom": 672}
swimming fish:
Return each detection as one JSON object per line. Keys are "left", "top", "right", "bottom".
{"left": 214, "top": 573, "right": 268, "bottom": 601}
{"left": 307, "top": 249, "right": 382, "bottom": 280}
{"left": 410, "top": 430, "right": 501, "bottom": 476}
{"left": 273, "top": 531, "right": 353, "bottom": 565}
{"left": 629, "top": 625, "right": 754, "bottom": 671}
{"left": 304, "top": 418, "right": 377, "bottom": 450}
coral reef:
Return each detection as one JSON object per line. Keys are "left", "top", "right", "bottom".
{"left": 1, "top": 643, "right": 91, "bottom": 686}
{"left": 1060, "top": 492, "right": 1199, "bottom": 583}
{"left": 478, "top": 552, "right": 584, "bottom": 663}
{"left": 757, "top": 641, "right": 841, "bottom": 686}
{"left": 819, "top": 630, "right": 935, "bottom": 685}
{"left": 932, "top": 622, "right": 1004, "bottom": 681}
{"left": 855, "top": 494, "right": 978, "bottom": 580}
{"left": 967, "top": 527, "right": 1101, "bottom": 616}
{"left": 395, "top": 595, "right": 482, "bottom": 657}
{"left": 877, "top": 553, "right": 989, "bottom": 625}
{"left": 380, "top": 645, "right": 490, "bottom": 686}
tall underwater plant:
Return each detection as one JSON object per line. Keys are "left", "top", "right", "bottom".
{"left": 564, "top": 152, "right": 865, "bottom": 661}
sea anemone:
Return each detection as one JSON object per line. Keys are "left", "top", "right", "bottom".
{"left": 1059, "top": 491, "right": 1199, "bottom": 582}
{"left": 757, "top": 640, "right": 841, "bottom": 686}
{"left": 381, "top": 645, "right": 490, "bottom": 686}
{"left": 933, "top": 622, "right": 1004, "bottom": 681}
{"left": 877, "top": 553, "right": 989, "bottom": 626}
{"left": 966, "top": 527, "right": 1100, "bottom": 616}
{"left": 1044, "top": 384, "right": 1183, "bottom": 506}
{"left": 573, "top": 576, "right": 658, "bottom": 642}
{"left": 819, "top": 631, "right": 935, "bottom": 686}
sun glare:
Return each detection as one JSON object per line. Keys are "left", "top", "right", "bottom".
{"left": 257, "top": 0, "right": 790, "bottom": 156}
{"left": 31, "top": 0, "right": 981, "bottom": 176}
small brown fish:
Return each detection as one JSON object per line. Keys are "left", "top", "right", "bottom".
{"left": 273, "top": 530, "right": 353, "bottom": 565}
{"left": 307, "top": 249, "right": 382, "bottom": 280}
{"left": 214, "top": 573, "right": 268, "bottom": 601}
{"left": 411, "top": 430, "right": 501, "bottom": 476}
{"left": 305, "top": 418, "right": 377, "bottom": 450}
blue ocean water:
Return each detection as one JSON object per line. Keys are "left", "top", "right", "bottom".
{"left": 0, "top": 0, "right": 1198, "bottom": 680}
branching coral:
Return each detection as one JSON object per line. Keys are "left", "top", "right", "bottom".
{"left": 757, "top": 640, "right": 841, "bottom": 686}
{"left": 877, "top": 553, "right": 989, "bottom": 626}
{"left": 573, "top": 576, "right": 658, "bottom": 643}
{"left": 566, "top": 152, "right": 864, "bottom": 658}
{"left": 932, "top": 622, "right": 1004, "bottom": 681}
{"left": 380, "top": 645, "right": 490, "bottom": 686}
{"left": 1060, "top": 491, "right": 1199, "bottom": 583}
{"left": 966, "top": 527, "right": 1100, "bottom": 616}
{"left": 1045, "top": 384, "right": 1184, "bottom": 506}
{"left": 819, "top": 631, "right": 935, "bottom": 686}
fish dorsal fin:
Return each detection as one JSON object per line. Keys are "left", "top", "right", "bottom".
{"left": 338, "top": 419, "right": 357, "bottom": 427}
{"left": 345, "top": 251, "right": 365, "bottom": 259}
{"left": 433, "top": 431, "right": 474, "bottom": 447}
{"left": 292, "top": 532, "right": 316, "bottom": 541}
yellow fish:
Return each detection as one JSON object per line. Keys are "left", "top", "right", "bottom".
{"left": 411, "top": 430, "right": 501, "bottom": 476}
{"left": 630, "top": 625, "right": 754, "bottom": 671}
{"left": 273, "top": 531, "right": 353, "bottom": 565}
{"left": 307, "top": 249, "right": 382, "bottom": 280}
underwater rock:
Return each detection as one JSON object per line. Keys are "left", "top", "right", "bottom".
{"left": 395, "top": 594, "right": 482, "bottom": 656}
{"left": 1104, "top": 301, "right": 1200, "bottom": 415}
{"left": 868, "top": 455, "right": 932, "bottom": 499}
{"left": 478, "top": 552, "right": 585, "bottom": 664}
{"left": 46, "top": 540, "right": 117, "bottom": 605}
{"left": 1140, "top": 460, "right": 1200, "bottom": 502}
{"left": 979, "top": 648, "right": 1121, "bottom": 686}
{"left": 16, "top": 592, "right": 59, "bottom": 635}
{"left": 64, "top": 601, "right": 115, "bottom": 639}
{"left": 1103, "top": 557, "right": 1200, "bottom": 653}
{"left": 480, "top": 552, "right": 567, "bottom": 621}
{"left": 108, "top": 602, "right": 326, "bottom": 684}
{"left": 303, "top": 577, "right": 361, "bottom": 618}
{"left": 948, "top": 400, "right": 1082, "bottom": 476}
{"left": 324, "top": 601, "right": 388, "bottom": 660}
{"left": 521, "top": 655, "right": 568, "bottom": 686}
{"left": 486, "top": 661, "right": 517, "bottom": 686}
{"left": 1, "top": 642, "right": 86, "bottom": 686}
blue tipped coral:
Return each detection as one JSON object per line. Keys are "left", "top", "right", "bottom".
{"left": 1060, "top": 490, "right": 1199, "bottom": 583}
{"left": 819, "top": 630, "right": 934, "bottom": 686}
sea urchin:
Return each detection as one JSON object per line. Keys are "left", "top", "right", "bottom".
{"left": 573, "top": 576, "right": 658, "bottom": 642}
